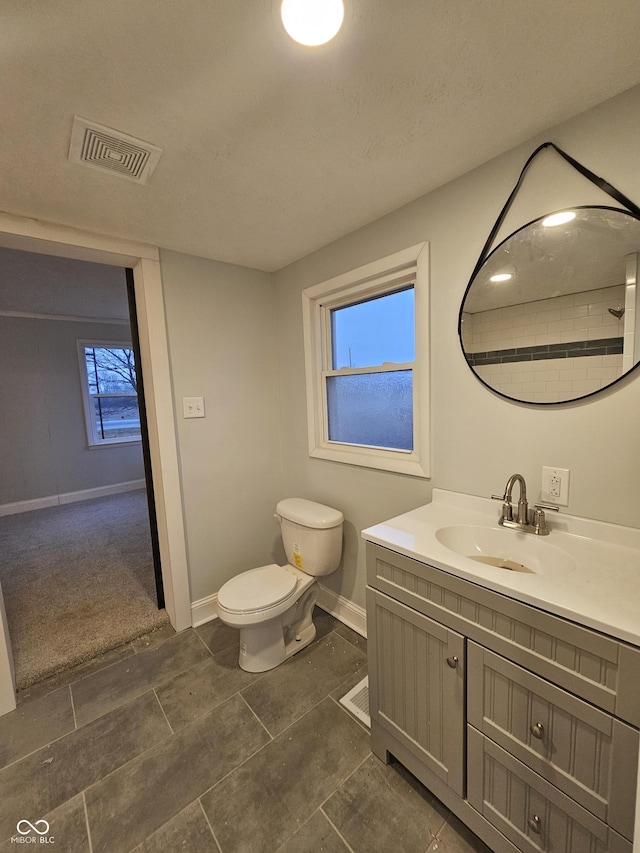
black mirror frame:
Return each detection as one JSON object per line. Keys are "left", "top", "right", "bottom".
{"left": 459, "top": 143, "right": 640, "bottom": 406}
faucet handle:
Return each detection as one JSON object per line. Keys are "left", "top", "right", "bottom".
{"left": 491, "top": 493, "right": 513, "bottom": 522}
{"left": 532, "top": 503, "right": 559, "bottom": 535}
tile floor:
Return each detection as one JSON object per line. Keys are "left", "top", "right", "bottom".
{"left": 0, "top": 610, "right": 491, "bottom": 853}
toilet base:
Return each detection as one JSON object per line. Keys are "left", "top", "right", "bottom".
{"left": 237, "top": 585, "right": 318, "bottom": 673}
{"left": 238, "top": 620, "right": 317, "bottom": 673}
{"left": 238, "top": 620, "right": 285, "bottom": 672}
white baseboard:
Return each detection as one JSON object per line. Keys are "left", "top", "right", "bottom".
{"left": 0, "top": 479, "right": 146, "bottom": 517}
{"left": 317, "top": 583, "right": 367, "bottom": 637}
{"left": 191, "top": 593, "right": 219, "bottom": 628}
{"left": 191, "top": 583, "right": 367, "bottom": 638}
{"left": 58, "top": 480, "right": 146, "bottom": 505}
{"left": 0, "top": 495, "right": 60, "bottom": 516}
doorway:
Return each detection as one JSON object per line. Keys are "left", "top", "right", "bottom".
{"left": 0, "top": 213, "right": 191, "bottom": 710}
{"left": 0, "top": 248, "right": 166, "bottom": 687}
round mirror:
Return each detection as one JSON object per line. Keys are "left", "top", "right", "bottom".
{"left": 459, "top": 206, "right": 640, "bottom": 404}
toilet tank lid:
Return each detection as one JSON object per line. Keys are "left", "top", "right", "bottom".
{"left": 276, "top": 498, "right": 343, "bottom": 529}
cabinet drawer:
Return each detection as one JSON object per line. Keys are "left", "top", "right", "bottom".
{"left": 467, "top": 728, "right": 632, "bottom": 853}
{"left": 366, "top": 587, "right": 465, "bottom": 796}
{"left": 367, "top": 543, "right": 640, "bottom": 726}
{"left": 467, "top": 643, "right": 638, "bottom": 840}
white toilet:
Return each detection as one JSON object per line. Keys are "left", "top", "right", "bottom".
{"left": 216, "top": 498, "right": 344, "bottom": 672}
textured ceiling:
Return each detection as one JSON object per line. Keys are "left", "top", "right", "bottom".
{"left": 2, "top": 0, "right": 640, "bottom": 272}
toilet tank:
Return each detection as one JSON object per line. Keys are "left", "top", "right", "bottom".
{"left": 276, "top": 498, "right": 343, "bottom": 577}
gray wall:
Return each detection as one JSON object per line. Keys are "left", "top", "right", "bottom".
{"left": 273, "top": 85, "right": 640, "bottom": 610}
{"left": 0, "top": 249, "right": 131, "bottom": 320}
{"left": 0, "top": 316, "right": 144, "bottom": 504}
{"left": 0, "top": 250, "right": 144, "bottom": 506}
{"left": 160, "top": 250, "right": 284, "bottom": 602}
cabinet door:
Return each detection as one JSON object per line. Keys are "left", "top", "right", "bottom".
{"left": 367, "top": 587, "right": 465, "bottom": 795}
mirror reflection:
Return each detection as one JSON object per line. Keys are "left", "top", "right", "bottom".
{"left": 460, "top": 206, "right": 640, "bottom": 403}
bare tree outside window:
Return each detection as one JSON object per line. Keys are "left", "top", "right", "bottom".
{"left": 88, "top": 347, "right": 138, "bottom": 393}
{"left": 79, "top": 343, "right": 142, "bottom": 444}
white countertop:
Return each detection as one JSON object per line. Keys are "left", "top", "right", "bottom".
{"left": 362, "top": 489, "right": 640, "bottom": 647}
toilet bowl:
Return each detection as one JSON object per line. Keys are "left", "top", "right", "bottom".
{"left": 216, "top": 498, "right": 343, "bottom": 672}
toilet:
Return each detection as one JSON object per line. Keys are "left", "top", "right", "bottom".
{"left": 216, "top": 498, "right": 344, "bottom": 672}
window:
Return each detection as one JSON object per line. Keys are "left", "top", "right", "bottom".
{"left": 78, "top": 341, "right": 141, "bottom": 446}
{"left": 302, "top": 243, "right": 429, "bottom": 477}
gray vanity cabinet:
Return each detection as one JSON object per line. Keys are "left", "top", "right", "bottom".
{"left": 365, "top": 542, "right": 639, "bottom": 853}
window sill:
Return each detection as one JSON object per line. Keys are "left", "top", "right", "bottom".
{"left": 87, "top": 440, "right": 142, "bottom": 450}
{"left": 310, "top": 444, "right": 429, "bottom": 478}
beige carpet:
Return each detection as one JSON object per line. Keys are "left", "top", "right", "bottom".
{"left": 0, "top": 489, "right": 169, "bottom": 689}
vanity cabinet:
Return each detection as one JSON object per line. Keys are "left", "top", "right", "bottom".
{"left": 366, "top": 542, "right": 639, "bottom": 853}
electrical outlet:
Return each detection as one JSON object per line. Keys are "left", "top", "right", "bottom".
{"left": 541, "top": 466, "right": 570, "bottom": 506}
{"left": 183, "top": 396, "right": 205, "bottom": 418}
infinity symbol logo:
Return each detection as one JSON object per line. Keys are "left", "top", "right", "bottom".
{"left": 16, "top": 819, "right": 50, "bottom": 835}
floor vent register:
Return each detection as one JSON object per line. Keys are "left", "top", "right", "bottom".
{"left": 339, "top": 675, "right": 370, "bottom": 727}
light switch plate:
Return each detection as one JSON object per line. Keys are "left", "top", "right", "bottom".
{"left": 541, "top": 466, "right": 570, "bottom": 506}
{"left": 183, "top": 396, "right": 205, "bottom": 418}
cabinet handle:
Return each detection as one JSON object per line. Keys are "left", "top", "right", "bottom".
{"left": 446, "top": 655, "right": 459, "bottom": 669}
{"left": 528, "top": 815, "right": 542, "bottom": 834}
{"left": 530, "top": 722, "right": 545, "bottom": 739}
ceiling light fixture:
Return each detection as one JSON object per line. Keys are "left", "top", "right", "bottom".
{"left": 280, "top": 0, "right": 345, "bottom": 46}
{"left": 542, "top": 211, "right": 576, "bottom": 227}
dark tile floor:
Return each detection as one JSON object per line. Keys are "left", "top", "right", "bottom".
{"left": 0, "top": 610, "right": 491, "bottom": 853}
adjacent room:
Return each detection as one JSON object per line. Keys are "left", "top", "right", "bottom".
{"left": 0, "top": 249, "right": 167, "bottom": 688}
{"left": 1, "top": 1, "right": 640, "bottom": 851}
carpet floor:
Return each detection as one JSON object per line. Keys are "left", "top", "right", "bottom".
{"left": 0, "top": 490, "right": 169, "bottom": 690}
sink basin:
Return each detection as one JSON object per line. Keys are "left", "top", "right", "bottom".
{"left": 435, "top": 525, "right": 576, "bottom": 575}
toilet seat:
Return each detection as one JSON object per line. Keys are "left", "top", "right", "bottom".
{"left": 218, "top": 564, "right": 297, "bottom": 614}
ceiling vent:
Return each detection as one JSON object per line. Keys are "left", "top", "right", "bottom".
{"left": 69, "top": 116, "right": 162, "bottom": 184}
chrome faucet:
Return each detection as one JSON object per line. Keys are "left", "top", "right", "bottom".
{"left": 491, "top": 473, "right": 558, "bottom": 535}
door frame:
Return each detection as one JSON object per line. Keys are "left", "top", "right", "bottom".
{"left": 0, "top": 212, "right": 191, "bottom": 649}
{"left": 125, "top": 269, "right": 165, "bottom": 609}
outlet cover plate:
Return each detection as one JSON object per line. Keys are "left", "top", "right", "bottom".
{"left": 541, "top": 466, "right": 570, "bottom": 506}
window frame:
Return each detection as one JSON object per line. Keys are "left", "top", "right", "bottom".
{"left": 302, "top": 242, "right": 430, "bottom": 477}
{"left": 77, "top": 339, "right": 142, "bottom": 448}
